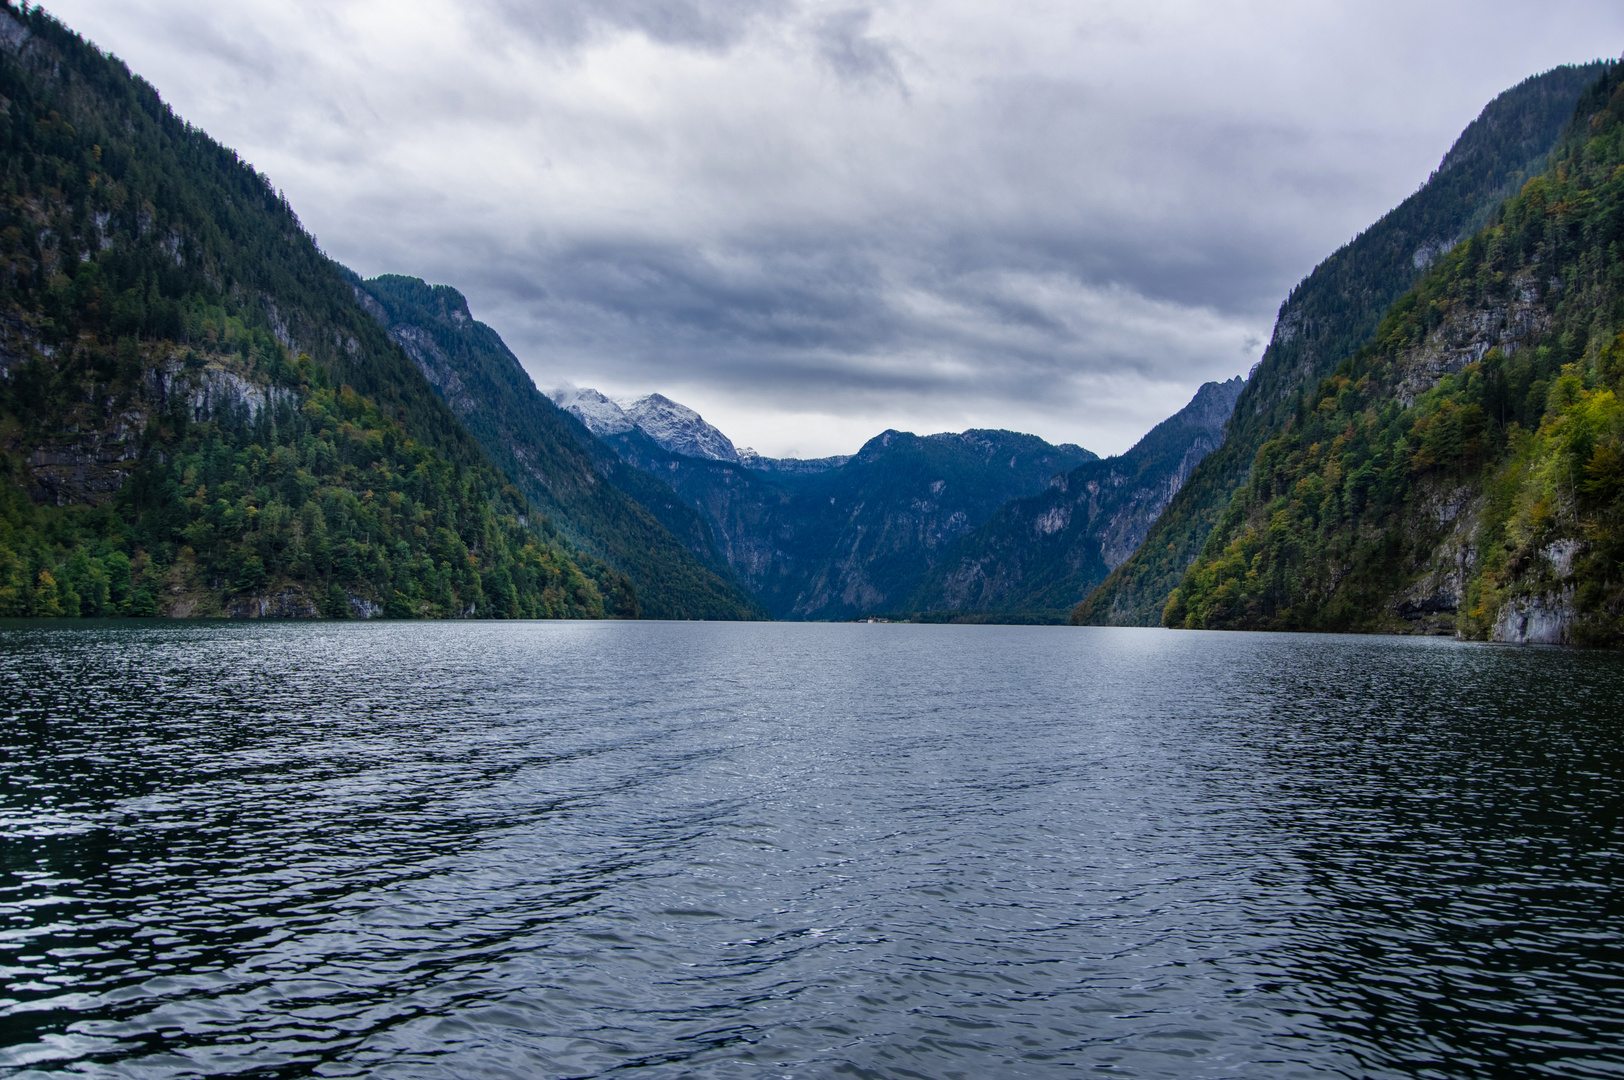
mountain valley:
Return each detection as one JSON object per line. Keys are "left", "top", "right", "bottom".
{"left": 1, "top": 0, "right": 1617, "bottom": 642}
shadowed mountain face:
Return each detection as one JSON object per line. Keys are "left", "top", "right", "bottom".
{"left": 909, "top": 377, "right": 1244, "bottom": 619}
{"left": 581, "top": 422, "right": 1099, "bottom": 620}
{"left": 354, "top": 275, "right": 764, "bottom": 620}
{"left": 1076, "top": 61, "right": 1611, "bottom": 627}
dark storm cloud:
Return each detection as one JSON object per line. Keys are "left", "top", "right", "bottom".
{"left": 39, "top": 0, "right": 1624, "bottom": 454}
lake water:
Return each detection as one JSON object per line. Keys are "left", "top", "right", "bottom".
{"left": 1, "top": 621, "right": 1621, "bottom": 1079}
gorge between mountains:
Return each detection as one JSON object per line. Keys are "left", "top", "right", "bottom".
{"left": 0, "top": 0, "right": 1619, "bottom": 646}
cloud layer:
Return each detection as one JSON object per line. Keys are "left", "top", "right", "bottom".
{"left": 45, "top": 0, "right": 1624, "bottom": 455}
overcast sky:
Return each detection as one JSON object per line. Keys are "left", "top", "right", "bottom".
{"left": 42, "top": 0, "right": 1624, "bottom": 456}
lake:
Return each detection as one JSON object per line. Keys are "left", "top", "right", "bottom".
{"left": 1, "top": 621, "right": 1621, "bottom": 1078}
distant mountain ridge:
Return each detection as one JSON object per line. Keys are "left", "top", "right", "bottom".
{"left": 735, "top": 448, "right": 853, "bottom": 474}
{"left": 910, "top": 377, "right": 1244, "bottom": 619}
{"left": 555, "top": 378, "right": 1261, "bottom": 621}
{"left": 561, "top": 400, "right": 1102, "bottom": 618}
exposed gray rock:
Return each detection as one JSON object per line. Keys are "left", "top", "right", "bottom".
{"left": 1397, "top": 274, "right": 1551, "bottom": 406}
{"left": 1493, "top": 591, "right": 1574, "bottom": 645}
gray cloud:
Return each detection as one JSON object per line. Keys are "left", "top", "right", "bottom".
{"left": 814, "top": 8, "right": 906, "bottom": 92}
{"left": 477, "top": 0, "right": 789, "bottom": 50}
{"left": 41, "top": 0, "right": 1624, "bottom": 456}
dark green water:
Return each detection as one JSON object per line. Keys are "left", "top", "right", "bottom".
{"left": 1, "top": 621, "right": 1621, "bottom": 1078}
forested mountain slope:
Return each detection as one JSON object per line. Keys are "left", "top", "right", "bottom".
{"left": 354, "top": 275, "right": 764, "bottom": 620}
{"left": 1166, "top": 62, "right": 1624, "bottom": 645}
{"left": 909, "top": 377, "right": 1242, "bottom": 620}
{"left": 0, "top": 4, "right": 629, "bottom": 619}
{"left": 1075, "top": 61, "right": 1610, "bottom": 627}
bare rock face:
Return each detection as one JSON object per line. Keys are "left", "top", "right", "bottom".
{"left": 618, "top": 394, "right": 739, "bottom": 463}
{"left": 0, "top": 317, "right": 286, "bottom": 506}
{"left": 552, "top": 388, "right": 739, "bottom": 462}
{"left": 1397, "top": 275, "right": 1552, "bottom": 406}
{"left": 1494, "top": 591, "right": 1575, "bottom": 644}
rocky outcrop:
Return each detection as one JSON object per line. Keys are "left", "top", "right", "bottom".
{"left": 1397, "top": 275, "right": 1552, "bottom": 406}
{"left": 621, "top": 394, "right": 739, "bottom": 462}
{"left": 553, "top": 387, "right": 636, "bottom": 436}
{"left": 1493, "top": 591, "right": 1574, "bottom": 644}
{"left": 0, "top": 322, "right": 285, "bottom": 506}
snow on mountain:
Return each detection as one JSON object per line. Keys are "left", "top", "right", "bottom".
{"left": 552, "top": 388, "right": 738, "bottom": 462}
{"left": 619, "top": 394, "right": 739, "bottom": 462}
{"left": 551, "top": 387, "right": 636, "bottom": 436}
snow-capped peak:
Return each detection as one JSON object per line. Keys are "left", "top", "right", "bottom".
{"left": 618, "top": 393, "right": 738, "bottom": 462}
{"left": 551, "top": 387, "right": 636, "bottom": 436}
{"left": 551, "top": 387, "right": 738, "bottom": 462}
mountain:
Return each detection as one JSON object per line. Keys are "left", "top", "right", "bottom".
{"left": 0, "top": 3, "right": 630, "bottom": 620}
{"left": 1074, "top": 61, "right": 1612, "bottom": 627}
{"left": 1166, "top": 62, "right": 1624, "bottom": 645}
{"left": 621, "top": 394, "right": 740, "bottom": 462}
{"left": 574, "top": 405, "right": 1098, "bottom": 619}
{"left": 353, "top": 277, "right": 764, "bottom": 620}
{"left": 735, "top": 448, "right": 852, "bottom": 474}
{"left": 909, "top": 377, "right": 1244, "bottom": 619}
{"left": 555, "top": 387, "right": 741, "bottom": 462}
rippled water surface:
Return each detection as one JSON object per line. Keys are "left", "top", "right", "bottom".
{"left": 2, "top": 621, "right": 1623, "bottom": 1078}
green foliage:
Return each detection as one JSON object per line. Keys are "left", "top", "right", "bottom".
{"left": 0, "top": 374, "right": 615, "bottom": 618}
{"left": 0, "top": 2, "right": 627, "bottom": 619}
{"left": 1170, "top": 65, "right": 1624, "bottom": 643}
{"left": 1076, "top": 60, "right": 1611, "bottom": 626}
